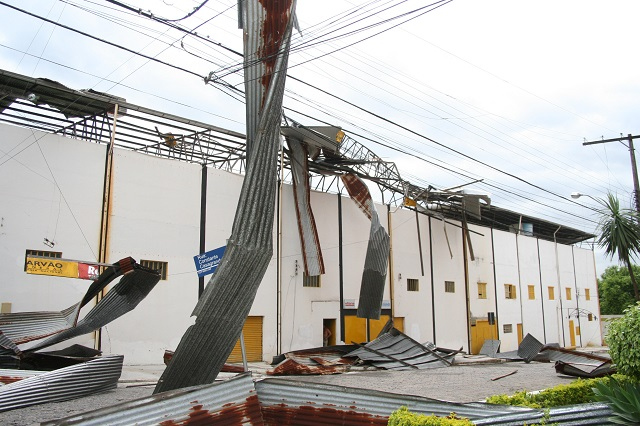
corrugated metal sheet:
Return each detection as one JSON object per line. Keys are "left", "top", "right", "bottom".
{"left": 0, "top": 368, "right": 47, "bottom": 385}
{"left": 0, "top": 355, "right": 123, "bottom": 412}
{"left": 0, "top": 258, "right": 159, "bottom": 358}
{"left": 554, "top": 360, "right": 615, "bottom": 378}
{"left": 517, "top": 333, "right": 544, "bottom": 363}
{"left": 341, "top": 173, "right": 390, "bottom": 320}
{"left": 154, "top": 0, "right": 297, "bottom": 393}
{"left": 288, "top": 137, "right": 325, "bottom": 276}
{"left": 42, "top": 372, "right": 263, "bottom": 426}
{"left": 538, "top": 346, "right": 611, "bottom": 365}
{"left": 473, "top": 402, "right": 615, "bottom": 425}
{"left": 256, "top": 377, "right": 529, "bottom": 425}
{"left": 345, "top": 327, "right": 457, "bottom": 370}
{"left": 479, "top": 339, "right": 500, "bottom": 357}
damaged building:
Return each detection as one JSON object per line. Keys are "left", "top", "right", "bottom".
{"left": 0, "top": 68, "right": 601, "bottom": 368}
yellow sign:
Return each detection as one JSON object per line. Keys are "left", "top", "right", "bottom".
{"left": 403, "top": 197, "right": 417, "bottom": 207}
{"left": 25, "top": 257, "right": 79, "bottom": 278}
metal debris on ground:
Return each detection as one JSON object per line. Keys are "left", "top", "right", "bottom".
{"left": 42, "top": 372, "right": 261, "bottom": 426}
{"left": 268, "top": 345, "right": 359, "bottom": 376}
{"left": 539, "top": 346, "right": 615, "bottom": 378}
{"left": 345, "top": 327, "right": 460, "bottom": 370}
{"left": 491, "top": 370, "right": 518, "bottom": 381}
{"left": 554, "top": 360, "right": 616, "bottom": 378}
{"left": 473, "top": 402, "right": 615, "bottom": 425}
{"left": 516, "top": 333, "right": 545, "bottom": 363}
{"left": 0, "top": 355, "right": 123, "bottom": 412}
{"left": 479, "top": 339, "right": 500, "bottom": 357}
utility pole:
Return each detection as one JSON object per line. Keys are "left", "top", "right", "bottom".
{"left": 583, "top": 134, "right": 640, "bottom": 213}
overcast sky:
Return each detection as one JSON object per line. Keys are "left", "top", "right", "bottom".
{"left": 2, "top": 0, "right": 640, "bottom": 275}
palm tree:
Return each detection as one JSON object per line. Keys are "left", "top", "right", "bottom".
{"left": 596, "top": 192, "right": 640, "bottom": 301}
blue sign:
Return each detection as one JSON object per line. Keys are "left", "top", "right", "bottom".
{"left": 194, "top": 245, "right": 226, "bottom": 277}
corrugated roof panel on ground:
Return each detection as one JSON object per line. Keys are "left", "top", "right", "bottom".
{"left": 516, "top": 334, "right": 545, "bottom": 363}
{"left": 0, "top": 355, "right": 123, "bottom": 412}
{"left": 256, "top": 377, "right": 530, "bottom": 425}
{"left": 42, "top": 373, "right": 263, "bottom": 426}
{"left": 474, "top": 402, "right": 615, "bottom": 425}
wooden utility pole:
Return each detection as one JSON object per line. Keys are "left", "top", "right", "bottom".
{"left": 583, "top": 134, "right": 640, "bottom": 213}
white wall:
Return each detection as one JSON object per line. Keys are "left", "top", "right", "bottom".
{"left": 572, "top": 246, "right": 601, "bottom": 346}
{"left": 390, "top": 208, "right": 432, "bottom": 344}
{"left": 517, "top": 235, "right": 545, "bottom": 342}
{"left": 538, "top": 239, "right": 562, "bottom": 344}
{"left": 467, "top": 223, "right": 497, "bottom": 322}
{"left": 492, "top": 229, "right": 521, "bottom": 352}
{"left": 430, "top": 217, "right": 467, "bottom": 351}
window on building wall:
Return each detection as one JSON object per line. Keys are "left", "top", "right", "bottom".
{"left": 548, "top": 286, "right": 555, "bottom": 300}
{"left": 140, "top": 260, "right": 168, "bottom": 280}
{"left": 588, "top": 313, "right": 593, "bottom": 321}
{"left": 303, "top": 273, "right": 321, "bottom": 288}
{"left": 576, "top": 326, "right": 581, "bottom": 336}
{"left": 445, "top": 281, "right": 455, "bottom": 293}
{"left": 503, "top": 324, "right": 513, "bottom": 333}
{"left": 24, "top": 249, "right": 63, "bottom": 271}
{"left": 504, "top": 284, "right": 516, "bottom": 299}
{"left": 477, "top": 282, "right": 487, "bottom": 299}
{"left": 407, "top": 278, "right": 419, "bottom": 292}
{"left": 528, "top": 285, "right": 535, "bottom": 300}
{"left": 585, "top": 288, "right": 591, "bottom": 301}
{"left": 565, "top": 287, "right": 572, "bottom": 300}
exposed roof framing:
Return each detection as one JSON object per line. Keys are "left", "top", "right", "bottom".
{"left": 0, "top": 68, "right": 593, "bottom": 244}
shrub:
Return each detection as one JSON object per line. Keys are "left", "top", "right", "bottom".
{"left": 607, "top": 302, "right": 640, "bottom": 381}
{"left": 388, "top": 407, "right": 473, "bottom": 426}
{"left": 593, "top": 376, "right": 640, "bottom": 425}
{"left": 486, "top": 375, "right": 636, "bottom": 409}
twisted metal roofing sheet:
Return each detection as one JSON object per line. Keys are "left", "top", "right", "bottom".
{"left": 42, "top": 373, "right": 262, "bottom": 425}
{"left": 256, "top": 377, "right": 529, "bottom": 425}
{"left": 154, "top": 0, "right": 297, "bottom": 393}
{"left": 0, "top": 355, "right": 123, "bottom": 412}
{"left": 516, "top": 333, "right": 544, "bottom": 363}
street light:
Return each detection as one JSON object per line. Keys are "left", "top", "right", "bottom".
{"left": 571, "top": 192, "right": 598, "bottom": 202}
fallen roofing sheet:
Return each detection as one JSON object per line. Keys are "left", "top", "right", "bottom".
{"left": 256, "top": 377, "right": 529, "bottom": 425}
{"left": 516, "top": 333, "right": 545, "bottom": 363}
{"left": 538, "top": 345, "right": 611, "bottom": 365}
{"left": 341, "top": 173, "right": 390, "bottom": 320}
{"left": 42, "top": 372, "right": 262, "bottom": 426}
{"left": 479, "top": 339, "right": 501, "bottom": 357}
{"left": 554, "top": 360, "right": 616, "bottom": 378}
{"left": 268, "top": 345, "right": 359, "bottom": 376}
{"left": 0, "top": 355, "right": 123, "bottom": 412}
{"left": 0, "top": 368, "right": 47, "bottom": 385}
{"left": 473, "top": 402, "right": 615, "bottom": 425}
{"left": 0, "top": 257, "right": 160, "bottom": 358}
{"left": 345, "top": 327, "right": 459, "bottom": 370}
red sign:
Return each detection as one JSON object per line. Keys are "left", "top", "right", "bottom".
{"left": 78, "top": 263, "right": 100, "bottom": 280}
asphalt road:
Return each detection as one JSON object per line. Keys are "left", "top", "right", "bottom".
{"left": 1, "top": 359, "right": 579, "bottom": 425}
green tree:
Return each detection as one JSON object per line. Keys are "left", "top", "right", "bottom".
{"left": 598, "top": 265, "right": 638, "bottom": 314}
{"left": 596, "top": 193, "right": 640, "bottom": 302}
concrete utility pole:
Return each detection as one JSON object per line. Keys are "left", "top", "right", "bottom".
{"left": 583, "top": 134, "right": 640, "bottom": 213}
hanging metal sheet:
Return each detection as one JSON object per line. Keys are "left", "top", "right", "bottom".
{"left": 41, "top": 373, "right": 262, "bottom": 426}
{"left": 0, "top": 355, "right": 123, "bottom": 412}
{"left": 341, "top": 173, "right": 390, "bottom": 319}
{"left": 154, "top": 0, "right": 297, "bottom": 393}
{"left": 288, "top": 137, "right": 325, "bottom": 276}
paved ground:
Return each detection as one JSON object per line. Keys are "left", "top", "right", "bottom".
{"left": 1, "top": 355, "right": 587, "bottom": 425}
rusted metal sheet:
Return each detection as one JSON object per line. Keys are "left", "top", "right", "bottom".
{"left": 256, "top": 377, "right": 528, "bottom": 425}
{"left": 154, "top": 0, "right": 297, "bottom": 393}
{"left": 341, "top": 173, "right": 390, "bottom": 319}
{"left": 288, "top": 137, "right": 325, "bottom": 276}
{"left": 42, "top": 372, "right": 263, "bottom": 425}
{"left": 0, "top": 355, "right": 123, "bottom": 412}
{"left": 0, "top": 258, "right": 159, "bottom": 358}
{"left": 268, "top": 345, "right": 359, "bottom": 375}
{"left": 345, "top": 327, "right": 458, "bottom": 370}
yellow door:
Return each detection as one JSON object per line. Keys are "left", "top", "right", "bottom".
{"left": 517, "top": 323, "right": 523, "bottom": 344}
{"left": 568, "top": 320, "right": 576, "bottom": 347}
{"left": 227, "top": 316, "right": 263, "bottom": 363}
{"left": 344, "top": 315, "right": 403, "bottom": 344}
{"left": 470, "top": 320, "right": 498, "bottom": 354}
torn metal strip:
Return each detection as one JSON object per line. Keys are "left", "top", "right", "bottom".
{"left": 154, "top": 0, "right": 297, "bottom": 393}
{"left": 341, "top": 173, "right": 390, "bottom": 320}
{"left": 42, "top": 373, "right": 262, "bottom": 425}
{"left": 0, "top": 355, "right": 123, "bottom": 412}
{"left": 288, "top": 137, "right": 325, "bottom": 276}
